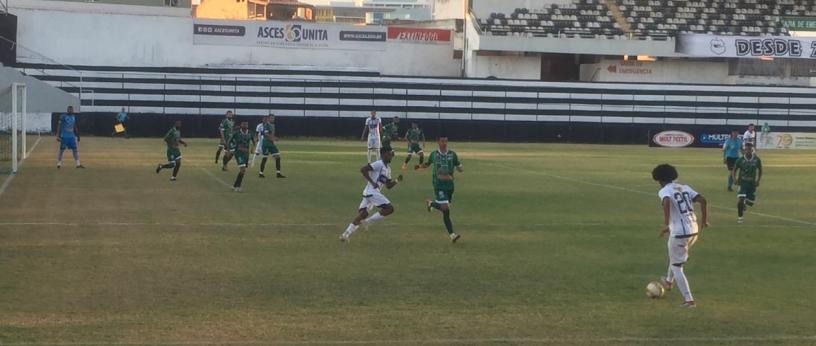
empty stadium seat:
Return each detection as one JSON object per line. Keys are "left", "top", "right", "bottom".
{"left": 478, "top": 0, "right": 798, "bottom": 40}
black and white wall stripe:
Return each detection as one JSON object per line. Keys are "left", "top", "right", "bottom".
{"left": 18, "top": 63, "right": 816, "bottom": 130}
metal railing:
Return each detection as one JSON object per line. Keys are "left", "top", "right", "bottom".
{"left": 43, "top": 71, "right": 814, "bottom": 128}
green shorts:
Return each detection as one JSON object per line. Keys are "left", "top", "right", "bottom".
{"left": 738, "top": 181, "right": 757, "bottom": 203}
{"left": 234, "top": 151, "right": 249, "bottom": 167}
{"left": 262, "top": 140, "right": 280, "bottom": 156}
{"left": 408, "top": 143, "right": 423, "bottom": 154}
{"left": 434, "top": 188, "right": 454, "bottom": 204}
{"left": 219, "top": 135, "right": 231, "bottom": 149}
{"left": 166, "top": 147, "right": 181, "bottom": 162}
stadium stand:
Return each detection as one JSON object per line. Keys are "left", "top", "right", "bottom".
{"left": 478, "top": 0, "right": 794, "bottom": 40}
{"left": 479, "top": 0, "right": 625, "bottom": 39}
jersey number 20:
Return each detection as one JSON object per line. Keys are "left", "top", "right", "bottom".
{"left": 673, "top": 192, "right": 693, "bottom": 214}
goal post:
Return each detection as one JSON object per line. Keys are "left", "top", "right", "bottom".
{"left": 2, "top": 83, "right": 26, "bottom": 174}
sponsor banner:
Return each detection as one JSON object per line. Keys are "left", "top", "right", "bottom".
{"left": 387, "top": 27, "right": 451, "bottom": 43}
{"left": 339, "top": 30, "right": 386, "bottom": 42}
{"left": 651, "top": 130, "right": 695, "bottom": 148}
{"left": 193, "top": 19, "right": 387, "bottom": 51}
{"left": 606, "top": 61, "right": 652, "bottom": 75}
{"left": 697, "top": 132, "right": 732, "bottom": 148}
{"left": 676, "top": 34, "right": 816, "bottom": 59}
{"left": 758, "top": 132, "right": 816, "bottom": 149}
{"left": 782, "top": 17, "right": 816, "bottom": 31}
{"left": 653, "top": 130, "right": 749, "bottom": 148}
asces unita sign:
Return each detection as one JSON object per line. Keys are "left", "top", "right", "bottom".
{"left": 652, "top": 131, "right": 695, "bottom": 148}
{"left": 193, "top": 19, "right": 387, "bottom": 51}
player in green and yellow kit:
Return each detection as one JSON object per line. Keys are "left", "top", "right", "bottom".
{"left": 216, "top": 111, "right": 235, "bottom": 169}
{"left": 417, "top": 136, "right": 463, "bottom": 242}
{"left": 259, "top": 114, "right": 286, "bottom": 178}
{"left": 402, "top": 122, "right": 426, "bottom": 170}
{"left": 155, "top": 120, "right": 187, "bottom": 181}
{"left": 381, "top": 116, "right": 400, "bottom": 147}
{"left": 732, "top": 142, "right": 763, "bottom": 224}
{"left": 229, "top": 121, "right": 255, "bottom": 192}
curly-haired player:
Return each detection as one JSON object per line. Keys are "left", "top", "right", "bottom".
{"left": 652, "top": 163, "right": 709, "bottom": 308}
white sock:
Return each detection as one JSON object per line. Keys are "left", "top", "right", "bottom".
{"left": 363, "top": 212, "right": 385, "bottom": 225}
{"left": 671, "top": 265, "right": 693, "bottom": 302}
{"left": 75, "top": 160, "right": 81, "bottom": 166}
{"left": 666, "top": 265, "right": 675, "bottom": 283}
{"left": 342, "top": 223, "right": 359, "bottom": 237}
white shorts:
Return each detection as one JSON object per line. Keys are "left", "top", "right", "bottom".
{"left": 254, "top": 139, "right": 263, "bottom": 154}
{"left": 368, "top": 137, "right": 381, "bottom": 150}
{"left": 358, "top": 191, "right": 390, "bottom": 210}
{"left": 668, "top": 235, "right": 698, "bottom": 265}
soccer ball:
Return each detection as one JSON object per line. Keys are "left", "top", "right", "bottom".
{"left": 645, "top": 281, "right": 665, "bottom": 299}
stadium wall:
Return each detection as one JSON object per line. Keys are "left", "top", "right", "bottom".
{"left": 22, "top": 64, "right": 816, "bottom": 143}
{"left": 580, "top": 59, "right": 729, "bottom": 84}
{"left": 467, "top": 54, "right": 541, "bottom": 79}
{"left": 10, "top": 0, "right": 460, "bottom": 77}
{"left": 0, "top": 67, "right": 80, "bottom": 132}
{"left": 432, "top": 0, "right": 465, "bottom": 20}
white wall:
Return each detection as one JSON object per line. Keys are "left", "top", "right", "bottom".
{"left": 0, "top": 112, "right": 51, "bottom": 133}
{"left": 477, "top": 35, "right": 679, "bottom": 57}
{"left": 580, "top": 59, "right": 729, "bottom": 84}
{"left": 467, "top": 54, "right": 541, "bottom": 79}
{"left": 432, "top": 0, "right": 464, "bottom": 20}
{"left": 10, "top": 1, "right": 460, "bottom": 77}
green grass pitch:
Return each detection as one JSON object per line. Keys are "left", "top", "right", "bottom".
{"left": 1, "top": 137, "right": 815, "bottom": 344}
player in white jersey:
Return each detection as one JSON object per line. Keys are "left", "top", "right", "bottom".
{"left": 340, "top": 146, "right": 403, "bottom": 242}
{"left": 652, "top": 164, "right": 709, "bottom": 308}
{"left": 743, "top": 123, "right": 757, "bottom": 152}
{"left": 361, "top": 111, "right": 382, "bottom": 163}
{"left": 250, "top": 116, "right": 267, "bottom": 167}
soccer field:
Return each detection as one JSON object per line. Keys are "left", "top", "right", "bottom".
{"left": 1, "top": 137, "right": 815, "bottom": 345}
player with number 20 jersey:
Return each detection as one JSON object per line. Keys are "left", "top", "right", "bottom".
{"left": 652, "top": 164, "right": 709, "bottom": 309}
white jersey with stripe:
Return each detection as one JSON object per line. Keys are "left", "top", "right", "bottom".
{"left": 743, "top": 130, "right": 756, "bottom": 148}
{"left": 365, "top": 117, "right": 381, "bottom": 139}
{"left": 658, "top": 182, "right": 700, "bottom": 237}
{"left": 362, "top": 160, "right": 391, "bottom": 196}
{"left": 255, "top": 123, "right": 265, "bottom": 136}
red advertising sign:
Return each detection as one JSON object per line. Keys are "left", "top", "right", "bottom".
{"left": 387, "top": 27, "right": 451, "bottom": 43}
{"left": 652, "top": 130, "right": 695, "bottom": 148}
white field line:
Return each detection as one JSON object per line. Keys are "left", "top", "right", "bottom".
{"left": 479, "top": 162, "right": 816, "bottom": 228}
{"left": 3, "top": 335, "right": 816, "bottom": 345}
{"left": 0, "top": 136, "right": 42, "bottom": 199}
{"left": 198, "top": 167, "right": 234, "bottom": 189}
{"left": 25, "top": 135, "right": 43, "bottom": 158}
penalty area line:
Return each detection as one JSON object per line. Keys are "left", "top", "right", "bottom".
{"left": 199, "top": 167, "right": 234, "bottom": 190}
{"left": 481, "top": 162, "right": 816, "bottom": 228}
